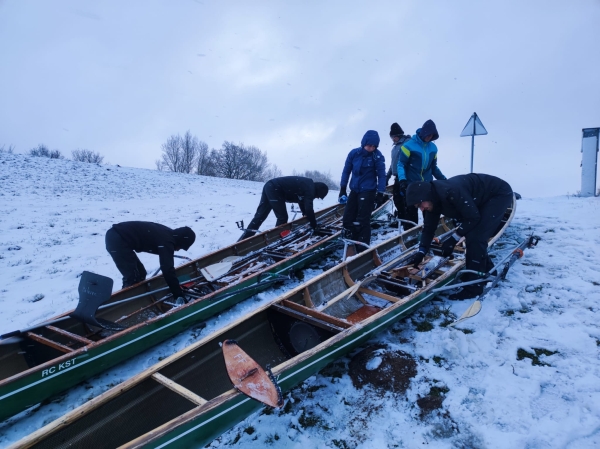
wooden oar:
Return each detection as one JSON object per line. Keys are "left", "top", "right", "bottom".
{"left": 448, "top": 235, "right": 540, "bottom": 327}
{"left": 200, "top": 256, "right": 242, "bottom": 281}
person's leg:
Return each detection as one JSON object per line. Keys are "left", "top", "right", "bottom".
{"left": 342, "top": 190, "right": 359, "bottom": 239}
{"left": 452, "top": 193, "right": 513, "bottom": 299}
{"left": 403, "top": 197, "right": 419, "bottom": 231}
{"left": 353, "top": 190, "right": 377, "bottom": 248}
{"left": 246, "top": 184, "right": 273, "bottom": 233}
{"left": 105, "top": 228, "right": 147, "bottom": 288}
{"left": 264, "top": 181, "right": 288, "bottom": 226}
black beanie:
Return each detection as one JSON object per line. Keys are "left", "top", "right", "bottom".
{"left": 173, "top": 226, "right": 196, "bottom": 251}
{"left": 314, "top": 182, "right": 329, "bottom": 199}
{"left": 406, "top": 181, "right": 435, "bottom": 207}
{"left": 390, "top": 122, "right": 404, "bottom": 137}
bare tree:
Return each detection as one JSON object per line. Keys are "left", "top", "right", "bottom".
{"left": 157, "top": 131, "right": 209, "bottom": 174}
{"left": 72, "top": 149, "right": 104, "bottom": 164}
{"left": 263, "top": 163, "right": 283, "bottom": 181}
{"left": 195, "top": 141, "right": 212, "bottom": 175}
{"left": 0, "top": 144, "right": 15, "bottom": 154}
{"left": 293, "top": 169, "right": 337, "bottom": 189}
{"left": 179, "top": 131, "right": 198, "bottom": 174}
{"left": 29, "top": 144, "right": 64, "bottom": 159}
{"left": 213, "top": 142, "right": 270, "bottom": 181}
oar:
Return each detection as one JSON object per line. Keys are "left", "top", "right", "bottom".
{"left": 447, "top": 235, "right": 540, "bottom": 327}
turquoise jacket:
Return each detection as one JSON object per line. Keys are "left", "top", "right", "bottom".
{"left": 397, "top": 130, "right": 446, "bottom": 183}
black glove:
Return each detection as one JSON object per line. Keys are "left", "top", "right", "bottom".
{"left": 412, "top": 251, "right": 425, "bottom": 268}
{"left": 375, "top": 191, "right": 386, "bottom": 208}
{"left": 441, "top": 235, "right": 459, "bottom": 257}
{"left": 309, "top": 224, "right": 321, "bottom": 235}
{"left": 398, "top": 179, "right": 408, "bottom": 197}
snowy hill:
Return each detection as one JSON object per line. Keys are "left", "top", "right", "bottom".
{"left": 1, "top": 152, "right": 600, "bottom": 448}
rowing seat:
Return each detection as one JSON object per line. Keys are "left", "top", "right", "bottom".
{"left": 345, "top": 305, "right": 382, "bottom": 324}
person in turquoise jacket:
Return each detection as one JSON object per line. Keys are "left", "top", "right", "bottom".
{"left": 396, "top": 119, "right": 447, "bottom": 227}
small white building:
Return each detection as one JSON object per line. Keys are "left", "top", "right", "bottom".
{"left": 581, "top": 128, "right": 599, "bottom": 197}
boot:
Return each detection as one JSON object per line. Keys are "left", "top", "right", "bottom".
{"left": 237, "top": 229, "right": 257, "bottom": 242}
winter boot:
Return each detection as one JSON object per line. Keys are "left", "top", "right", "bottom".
{"left": 237, "top": 229, "right": 257, "bottom": 242}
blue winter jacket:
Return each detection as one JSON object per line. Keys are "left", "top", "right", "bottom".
{"left": 397, "top": 128, "right": 446, "bottom": 183}
{"left": 340, "top": 130, "right": 386, "bottom": 193}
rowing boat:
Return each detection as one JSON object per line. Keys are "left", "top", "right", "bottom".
{"left": 11, "top": 200, "right": 516, "bottom": 449}
{"left": 0, "top": 195, "right": 394, "bottom": 422}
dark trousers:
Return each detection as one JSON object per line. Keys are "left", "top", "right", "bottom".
{"left": 393, "top": 179, "right": 418, "bottom": 231}
{"left": 463, "top": 192, "right": 514, "bottom": 293}
{"left": 342, "top": 190, "right": 376, "bottom": 247}
{"left": 105, "top": 228, "right": 147, "bottom": 288}
{"left": 247, "top": 181, "right": 288, "bottom": 231}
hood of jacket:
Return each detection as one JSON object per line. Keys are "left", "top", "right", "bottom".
{"left": 406, "top": 181, "right": 437, "bottom": 206}
{"left": 173, "top": 226, "right": 196, "bottom": 250}
{"left": 416, "top": 119, "right": 439, "bottom": 141}
{"left": 361, "top": 130, "right": 380, "bottom": 148}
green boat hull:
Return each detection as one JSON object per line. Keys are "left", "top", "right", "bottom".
{"left": 0, "top": 238, "right": 340, "bottom": 421}
{"left": 142, "top": 279, "right": 452, "bottom": 449}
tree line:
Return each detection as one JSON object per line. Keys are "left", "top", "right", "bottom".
{"left": 155, "top": 131, "right": 282, "bottom": 182}
{"left": 4, "top": 134, "right": 338, "bottom": 187}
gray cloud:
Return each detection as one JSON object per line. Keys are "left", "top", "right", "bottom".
{"left": 0, "top": 0, "right": 598, "bottom": 196}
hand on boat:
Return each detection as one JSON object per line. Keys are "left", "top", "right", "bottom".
{"left": 412, "top": 251, "right": 425, "bottom": 268}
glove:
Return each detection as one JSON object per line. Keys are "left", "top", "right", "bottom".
{"left": 441, "top": 235, "right": 459, "bottom": 257}
{"left": 398, "top": 179, "right": 408, "bottom": 197}
{"left": 309, "top": 224, "right": 321, "bottom": 235}
{"left": 338, "top": 187, "right": 348, "bottom": 204}
{"left": 412, "top": 251, "right": 425, "bottom": 268}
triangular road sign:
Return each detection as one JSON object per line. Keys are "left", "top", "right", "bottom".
{"left": 461, "top": 112, "right": 488, "bottom": 137}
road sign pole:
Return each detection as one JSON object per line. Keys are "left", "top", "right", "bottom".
{"left": 470, "top": 134, "right": 474, "bottom": 173}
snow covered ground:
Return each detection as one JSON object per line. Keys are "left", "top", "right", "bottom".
{"left": 1, "top": 152, "right": 600, "bottom": 448}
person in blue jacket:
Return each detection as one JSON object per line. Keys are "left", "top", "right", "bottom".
{"left": 396, "top": 119, "right": 447, "bottom": 228}
{"left": 339, "top": 130, "right": 386, "bottom": 248}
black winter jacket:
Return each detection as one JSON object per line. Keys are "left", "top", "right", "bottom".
{"left": 269, "top": 177, "right": 321, "bottom": 227}
{"left": 112, "top": 221, "right": 191, "bottom": 298}
{"left": 406, "top": 174, "right": 512, "bottom": 252}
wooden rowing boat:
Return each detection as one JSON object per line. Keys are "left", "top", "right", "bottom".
{"left": 0, "top": 196, "right": 394, "bottom": 422}
{"left": 11, "top": 200, "right": 515, "bottom": 449}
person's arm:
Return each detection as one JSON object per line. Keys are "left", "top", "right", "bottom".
{"left": 418, "top": 210, "right": 441, "bottom": 253}
{"left": 158, "top": 244, "right": 183, "bottom": 298}
{"left": 376, "top": 152, "right": 386, "bottom": 192}
{"left": 431, "top": 154, "right": 447, "bottom": 180}
{"left": 340, "top": 152, "right": 353, "bottom": 189}
{"left": 446, "top": 187, "right": 481, "bottom": 236}
{"left": 302, "top": 196, "right": 318, "bottom": 228}
{"left": 397, "top": 146, "right": 410, "bottom": 181}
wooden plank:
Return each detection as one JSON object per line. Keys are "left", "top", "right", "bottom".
{"left": 151, "top": 373, "right": 207, "bottom": 406}
{"left": 303, "top": 286, "right": 315, "bottom": 308}
{"left": 372, "top": 251, "right": 383, "bottom": 267}
{"left": 342, "top": 268, "right": 367, "bottom": 304}
{"left": 26, "top": 332, "right": 74, "bottom": 353}
{"left": 346, "top": 305, "right": 382, "bottom": 324}
{"left": 45, "top": 326, "right": 93, "bottom": 345}
{"left": 271, "top": 304, "right": 347, "bottom": 333}
{"left": 281, "top": 300, "right": 352, "bottom": 329}
{"left": 357, "top": 287, "right": 400, "bottom": 303}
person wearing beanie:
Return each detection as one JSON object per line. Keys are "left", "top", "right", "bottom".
{"left": 105, "top": 221, "right": 196, "bottom": 301}
{"left": 395, "top": 119, "right": 447, "bottom": 230}
{"left": 238, "top": 176, "right": 329, "bottom": 241}
{"left": 386, "top": 122, "right": 412, "bottom": 228}
{"left": 406, "top": 173, "right": 513, "bottom": 300}
{"left": 339, "top": 130, "right": 386, "bottom": 248}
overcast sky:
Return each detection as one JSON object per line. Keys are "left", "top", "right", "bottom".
{"left": 1, "top": 0, "right": 599, "bottom": 197}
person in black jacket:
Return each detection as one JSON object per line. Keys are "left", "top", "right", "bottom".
{"left": 105, "top": 222, "right": 196, "bottom": 300}
{"left": 406, "top": 174, "right": 513, "bottom": 300}
{"left": 238, "top": 176, "right": 329, "bottom": 241}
